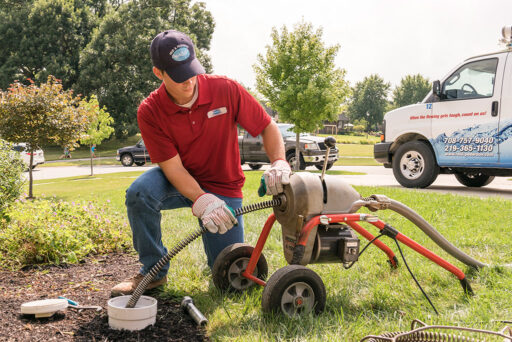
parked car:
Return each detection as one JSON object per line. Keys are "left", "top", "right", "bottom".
{"left": 239, "top": 123, "right": 339, "bottom": 170}
{"left": 116, "top": 139, "right": 152, "bottom": 166}
{"left": 12, "top": 143, "right": 45, "bottom": 170}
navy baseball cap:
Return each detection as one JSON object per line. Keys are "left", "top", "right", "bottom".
{"left": 150, "top": 30, "right": 205, "bottom": 83}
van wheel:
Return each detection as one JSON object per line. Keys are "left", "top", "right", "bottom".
{"left": 392, "top": 141, "right": 439, "bottom": 188}
{"left": 454, "top": 172, "right": 494, "bottom": 187}
{"left": 287, "top": 152, "right": 305, "bottom": 170}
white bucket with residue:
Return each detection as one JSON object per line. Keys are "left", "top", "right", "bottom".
{"left": 107, "top": 295, "right": 157, "bottom": 331}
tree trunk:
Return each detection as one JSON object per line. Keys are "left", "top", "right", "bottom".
{"left": 90, "top": 144, "right": 94, "bottom": 176}
{"left": 28, "top": 151, "right": 34, "bottom": 199}
{"left": 295, "top": 133, "right": 300, "bottom": 171}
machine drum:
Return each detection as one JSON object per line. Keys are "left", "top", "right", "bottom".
{"left": 310, "top": 224, "right": 360, "bottom": 264}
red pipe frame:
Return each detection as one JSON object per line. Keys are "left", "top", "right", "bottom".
{"left": 242, "top": 213, "right": 466, "bottom": 287}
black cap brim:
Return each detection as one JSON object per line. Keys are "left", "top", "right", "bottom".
{"left": 165, "top": 58, "right": 205, "bottom": 83}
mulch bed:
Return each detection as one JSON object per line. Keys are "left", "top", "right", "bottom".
{"left": 0, "top": 253, "right": 208, "bottom": 341}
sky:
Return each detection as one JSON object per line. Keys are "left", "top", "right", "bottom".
{"left": 202, "top": 0, "right": 512, "bottom": 91}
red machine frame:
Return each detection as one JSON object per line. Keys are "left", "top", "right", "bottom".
{"left": 242, "top": 213, "right": 467, "bottom": 287}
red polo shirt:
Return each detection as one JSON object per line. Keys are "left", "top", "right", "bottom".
{"left": 137, "top": 74, "right": 271, "bottom": 198}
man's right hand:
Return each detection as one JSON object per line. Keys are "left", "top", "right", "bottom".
{"left": 192, "top": 193, "right": 238, "bottom": 234}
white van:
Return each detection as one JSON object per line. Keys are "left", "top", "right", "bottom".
{"left": 374, "top": 27, "right": 512, "bottom": 188}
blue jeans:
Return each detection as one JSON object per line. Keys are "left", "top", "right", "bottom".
{"left": 125, "top": 167, "right": 244, "bottom": 279}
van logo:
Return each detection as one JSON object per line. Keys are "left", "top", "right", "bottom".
{"left": 426, "top": 103, "right": 432, "bottom": 109}
{"left": 170, "top": 46, "right": 190, "bottom": 62}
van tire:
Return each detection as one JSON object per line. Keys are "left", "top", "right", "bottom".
{"left": 392, "top": 141, "right": 439, "bottom": 188}
{"left": 454, "top": 172, "right": 494, "bottom": 187}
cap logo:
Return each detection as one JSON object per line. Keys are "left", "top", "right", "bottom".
{"left": 170, "top": 45, "right": 191, "bottom": 62}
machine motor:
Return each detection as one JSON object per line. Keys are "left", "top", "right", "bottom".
{"left": 311, "top": 224, "right": 360, "bottom": 264}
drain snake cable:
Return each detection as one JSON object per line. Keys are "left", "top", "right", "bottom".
{"left": 345, "top": 233, "right": 439, "bottom": 315}
{"left": 360, "top": 319, "right": 512, "bottom": 342}
{"left": 125, "top": 197, "right": 283, "bottom": 308}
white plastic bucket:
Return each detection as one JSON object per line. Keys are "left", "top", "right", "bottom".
{"left": 107, "top": 295, "right": 157, "bottom": 331}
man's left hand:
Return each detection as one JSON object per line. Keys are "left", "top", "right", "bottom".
{"left": 260, "top": 159, "right": 291, "bottom": 196}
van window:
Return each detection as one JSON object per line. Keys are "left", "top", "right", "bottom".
{"left": 442, "top": 58, "right": 498, "bottom": 100}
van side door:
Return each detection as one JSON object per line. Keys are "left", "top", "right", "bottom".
{"left": 430, "top": 54, "right": 505, "bottom": 167}
{"left": 497, "top": 52, "right": 512, "bottom": 167}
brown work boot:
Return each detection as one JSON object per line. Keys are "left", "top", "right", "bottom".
{"left": 110, "top": 274, "right": 167, "bottom": 297}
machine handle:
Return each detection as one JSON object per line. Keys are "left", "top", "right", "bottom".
{"left": 321, "top": 136, "right": 336, "bottom": 181}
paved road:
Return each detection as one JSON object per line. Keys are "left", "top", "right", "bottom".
{"left": 29, "top": 162, "right": 512, "bottom": 200}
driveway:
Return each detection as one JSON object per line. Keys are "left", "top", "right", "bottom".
{"left": 29, "top": 163, "right": 512, "bottom": 200}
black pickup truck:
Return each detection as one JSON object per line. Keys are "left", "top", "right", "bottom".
{"left": 239, "top": 123, "right": 339, "bottom": 170}
{"left": 117, "top": 124, "right": 339, "bottom": 169}
{"left": 116, "top": 139, "right": 151, "bottom": 166}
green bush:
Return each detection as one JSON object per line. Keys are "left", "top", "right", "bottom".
{"left": 0, "top": 198, "right": 131, "bottom": 270}
{"left": 0, "top": 139, "right": 25, "bottom": 216}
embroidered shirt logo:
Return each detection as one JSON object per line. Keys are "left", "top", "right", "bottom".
{"left": 207, "top": 107, "right": 228, "bottom": 118}
{"left": 170, "top": 45, "right": 190, "bottom": 62}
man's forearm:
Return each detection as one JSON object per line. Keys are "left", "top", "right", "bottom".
{"left": 261, "top": 121, "right": 286, "bottom": 162}
{"left": 158, "top": 156, "right": 204, "bottom": 202}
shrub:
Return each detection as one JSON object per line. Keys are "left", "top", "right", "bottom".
{"left": 0, "top": 198, "right": 131, "bottom": 270}
{"left": 0, "top": 139, "right": 25, "bottom": 216}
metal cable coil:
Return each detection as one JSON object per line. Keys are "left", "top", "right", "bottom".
{"left": 365, "top": 331, "right": 481, "bottom": 342}
{"left": 125, "top": 197, "right": 281, "bottom": 308}
{"left": 361, "top": 320, "right": 512, "bottom": 342}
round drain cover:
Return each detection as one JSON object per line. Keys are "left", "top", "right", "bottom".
{"left": 21, "top": 299, "right": 68, "bottom": 318}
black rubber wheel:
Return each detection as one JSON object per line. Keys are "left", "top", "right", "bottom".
{"left": 314, "top": 163, "right": 333, "bottom": 171}
{"left": 134, "top": 161, "right": 146, "bottom": 166}
{"left": 286, "top": 151, "right": 306, "bottom": 170}
{"left": 454, "top": 172, "right": 494, "bottom": 187}
{"left": 248, "top": 163, "right": 262, "bottom": 170}
{"left": 120, "top": 153, "right": 134, "bottom": 167}
{"left": 212, "top": 243, "right": 268, "bottom": 292}
{"left": 261, "top": 265, "right": 326, "bottom": 317}
{"left": 392, "top": 141, "right": 439, "bottom": 188}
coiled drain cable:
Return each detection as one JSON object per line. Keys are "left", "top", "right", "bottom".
{"left": 360, "top": 319, "right": 512, "bottom": 342}
{"left": 125, "top": 197, "right": 283, "bottom": 308}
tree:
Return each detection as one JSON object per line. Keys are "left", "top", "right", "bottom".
{"left": 347, "top": 74, "right": 390, "bottom": 131}
{"left": 0, "top": 139, "right": 25, "bottom": 218}
{"left": 77, "top": 0, "right": 215, "bottom": 138}
{"left": 0, "top": 0, "right": 96, "bottom": 90}
{"left": 79, "top": 95, "right": 115, "bottom": 176}
{"left": 393, "top": 74, "right": 431, "bottom": 108}
{"left": 0, "top": 77, "right": 96, "bottom": 198}
{"left": 254, "top": 21, "right": 349, "bottom": 170}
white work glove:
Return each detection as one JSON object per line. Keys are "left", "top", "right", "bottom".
{"left": 192, "top": 193, "right": 238, "bottom": 234}
{"left": 260, "top": 159, "right": 292, "bottom": 196}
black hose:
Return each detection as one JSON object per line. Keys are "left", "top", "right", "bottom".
{"left": 125, "top": 197, "right": 282, "bottom": 308}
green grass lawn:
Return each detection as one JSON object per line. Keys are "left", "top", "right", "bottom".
{"left": 31, "top": 170, "right": 512, "bottom": 341}
{"left": 317, "top": 133, "right": 380, "bottom": 145}
{"left": 43, "top": 135, "right": 141, "bottom": 160}
{"left": 39, "top": 159, "right": 121, "bottom": 167}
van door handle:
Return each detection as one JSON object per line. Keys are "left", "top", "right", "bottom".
{"left": 491, "top": 101, "right": 499, "bottom": 117}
